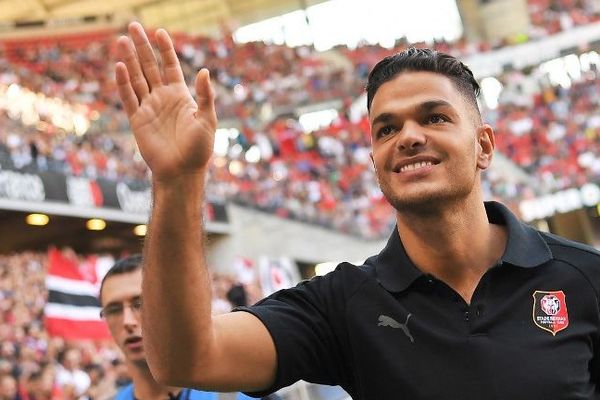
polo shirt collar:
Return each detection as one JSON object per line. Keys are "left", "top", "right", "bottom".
{"left": 485, "top": 201, "right": 552, "bottom": 268}
{"left": 373, "top": 201, "right": 553, "bottom": 293}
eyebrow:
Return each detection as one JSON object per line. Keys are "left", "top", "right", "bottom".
{"left": 104, "top": 295, "right": 142, "bottom": 307}
{"left": 371, "top": 99, "right": 454, "bottom": 127}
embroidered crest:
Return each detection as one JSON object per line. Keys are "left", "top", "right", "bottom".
{"left": 532, "top": 290, "right": 569, "bottom": 336}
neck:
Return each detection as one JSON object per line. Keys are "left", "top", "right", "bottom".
{"left": 396, "top": 195, "right": 507, "bottom": 303}
{"left": 128, "top": 360, "right": 182, "bottom": 400}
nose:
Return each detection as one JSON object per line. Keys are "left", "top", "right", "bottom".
{"left": 122, "top": 305, "right": 139, "bottom": 329}
{"left": 395, "top": 121, "right": 427, "bottom": 152}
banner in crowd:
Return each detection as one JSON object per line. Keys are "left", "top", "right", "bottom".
{"left": 519, "top": 183, "right": 600, "bottom": 222}
{"left": 234, "top": 256, "right": 256, "bottom": 285}
{"left": 0, "top": 168, "right": 229, "bottom": 224}
{"left": 44, "top": 248, "right": 111, "bottom": 340}
{"left": 258, "top": 256, "right": 301, "bottom": 296}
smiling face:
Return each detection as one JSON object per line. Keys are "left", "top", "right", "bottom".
{"left": 369, "top": 71, "right": 494, "bottom": 214}
{"left": 100, "top": 269, "right": 145, "bottom": 365}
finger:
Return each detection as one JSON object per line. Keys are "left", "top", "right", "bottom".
{"left": 128, "top": 22, "right": 163, "bottom": 90}
{"left": 117, "top": 36, "right": 150, "bottom": 101}
{"left": 156, "top": 29, "right": 184, "bottom": 85}
{"left": 195, "top": 69, "right": 215, "bottom": 111}
{"left": 115, "top": 62, "right": 139, "bottom": 117}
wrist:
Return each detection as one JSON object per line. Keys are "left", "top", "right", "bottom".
{"left": 152, "top": 169, "right": 207, "bottom": 188}
{"left": 152, "top": 170, "right": 207, "bottom": 199}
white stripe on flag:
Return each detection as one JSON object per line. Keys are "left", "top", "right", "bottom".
{"left": 46, "top": 275, "right": 98, "bottom": 296}
{"left": 44, "top": 303, "right": 102, "bottom": 321}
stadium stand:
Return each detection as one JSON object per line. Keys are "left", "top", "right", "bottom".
{"left": 2, "top": 25, "right": 600, "bottom": 237}
{"left": 528, "top": 0, "right": 600, "bottom": 37}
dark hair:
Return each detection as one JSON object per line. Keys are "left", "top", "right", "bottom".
{"left": 226, "top": 284, "right": 248, "bottom": 307}
{"left": 366, "top": 48, "right": 481, "bottom": 115}
{"left": 98, "top": 254, "right": 143, "bottom": 302}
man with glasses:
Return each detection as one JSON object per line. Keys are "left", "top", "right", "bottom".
{"left": 99, "top": 255, "right": 255, "bottom": 400}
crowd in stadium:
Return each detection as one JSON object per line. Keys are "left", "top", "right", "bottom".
{"left": 2, "top": 38, "right": 600, "bottom": 236}
{"left": 527, "top": 0, "right": 600, "bottom": 37}
{"left": 0, "top": 3, "right": 598, "bottom": 238}
{"left": 3, "top": 0, "right": 600, "bottom": 125}
{"left": 0, "top": 250, "right": 257, "bottom": 400}
{"left": 491, "top": 70, "right": 600, "bottom": 194}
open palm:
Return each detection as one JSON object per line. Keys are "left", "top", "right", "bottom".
{"left": 115, "top": 22, "right": 217, "bottom": 182}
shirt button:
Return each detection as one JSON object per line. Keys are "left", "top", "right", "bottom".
{"left": 464, "top": 311, "right": 469, "bottom": 322}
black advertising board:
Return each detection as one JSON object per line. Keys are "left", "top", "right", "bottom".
{"left": 0, "top": 167, "right": 228, "bottom": 224}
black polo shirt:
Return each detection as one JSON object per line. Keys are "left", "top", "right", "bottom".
{"left": 237, "top": 202, "right": 600, "bottom": 399}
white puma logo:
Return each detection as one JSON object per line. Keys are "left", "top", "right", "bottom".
{"left": 378, "top": 314, "right": 414, "bottom": 343}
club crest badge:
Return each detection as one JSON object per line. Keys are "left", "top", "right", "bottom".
{"left": 532, "top": 290, "right": 569, "bottom": 336}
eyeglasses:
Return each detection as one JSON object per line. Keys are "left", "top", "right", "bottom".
{"left": 100, "top": 297, "right": 142, "bottom": 321}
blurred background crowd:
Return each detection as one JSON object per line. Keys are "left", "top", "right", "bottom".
{"left": 2, "top": 0, "right": 600, "bottom": 238}
{"left": 0, "top": 251, "right": 261, "bottom": 400}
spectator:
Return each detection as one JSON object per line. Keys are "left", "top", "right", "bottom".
{"left": 0, "top": 374, "right": 19, "bottom": 400}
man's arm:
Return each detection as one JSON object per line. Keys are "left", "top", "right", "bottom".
{"left": 115, "top": 22, "right": 276, "bottom": 391}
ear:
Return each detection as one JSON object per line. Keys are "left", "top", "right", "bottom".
{"left": 369, "top": 152, "right": 375, "bottom": 169}
{"left": 476, "top": 124, "right": 495, "bottom": 170}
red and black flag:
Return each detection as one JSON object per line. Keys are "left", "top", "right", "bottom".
{"left": 44, "top": 248, "right": 111, "bottom": 340}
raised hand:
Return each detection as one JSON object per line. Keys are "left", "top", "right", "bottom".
{"left": 115, "top": 22, "right": 217, "bottom": 183}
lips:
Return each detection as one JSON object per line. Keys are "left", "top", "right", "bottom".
{"left": 124, "top": 336, "right": 142, "bottom": 346}
{"left": 393, "top": 156, "right": 440, "bottom": 173}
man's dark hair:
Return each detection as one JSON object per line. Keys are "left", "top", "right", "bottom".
{"left": 226, "top": 283, "right": 248, "bottom": 307}
{"left": 366, "top": 48, "right": 481, "bottom": 116}
{"left": 98, "top": 254, "right": 143, "bottom": 302}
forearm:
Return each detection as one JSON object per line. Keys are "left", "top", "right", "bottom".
{"left": 141, "top": 171, "right": 214, "bottom": 381}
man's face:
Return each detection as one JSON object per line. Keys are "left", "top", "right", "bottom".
{"left": 63, "top": 349, "right": 80, "bottom": 370}
{"left": 100, "top": 269, "right": 145, "bottom": 364}
{"left": 0, "top": 375, "right": 16, "bottom": 398}
{"left": 369, "top": 71, "right": 493, "bottom": 213}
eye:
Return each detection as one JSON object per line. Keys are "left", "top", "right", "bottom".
{"left": 131, "top": 297, "right": 143, "bottom": 311}
{"left": 425, "top": 114, "right": 449, "bottom": 124}
{"left": 376, "top": 125, "right": 397, "bottom": 138}
{"left": 102, "top": 304, "right": 123, "bottom": 317}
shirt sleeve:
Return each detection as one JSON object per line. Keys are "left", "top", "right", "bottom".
{"left": 187, "top": 389, "right": 218, "bottom": 399}
{"left": 236, "top": 393, "right": 258, "bottom": 400}
{"left": 233, "top": 266, "right": 357, "bottom": 397}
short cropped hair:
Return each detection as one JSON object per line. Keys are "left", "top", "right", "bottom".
{"left": 366, "top": 48, "right": 481, "bottom": 116}
{"left": 98, "top": 254, "right": 143, "bottom": 302}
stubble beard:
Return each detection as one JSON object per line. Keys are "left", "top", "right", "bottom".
{"left": 377, "top": 170, "right": 476, "bottom": 216}
{"left": 132, "top": 356, "right": 149, "bottom": 370}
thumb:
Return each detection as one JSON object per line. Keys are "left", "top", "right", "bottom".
{"left": 195, "top": 68, "right": 215, "bottom": 111}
